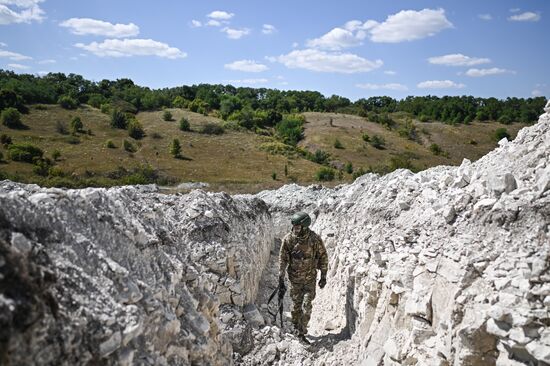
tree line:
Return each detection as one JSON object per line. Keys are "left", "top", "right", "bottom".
{"left": 0, "top": 70, "right": 546, "bottom": 127}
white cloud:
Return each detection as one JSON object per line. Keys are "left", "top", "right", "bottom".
{"left": 417, "top": 80, "right": 465, "bottom": 89}
{"left": 478, "top": 14, "right": 492, "bottom": 21}
{"left": 262, "top": 24, "right": 276, "bottom": 35}
{"left": 274, "top": 48, "right": 383, "bottom": 74}
{"left": 428, "top": 53, "right": 491, "bottom": 67}
{"left": 0, "top": 42, "right": 6, "bottom": 47}
{"left": 223, "top": 78, "right": 268, "bottom": 85}
{"left": 465, "top": 68, "right": 514, "bottom": 77}
{"left": 37, "top": 59, "right": 56, "bottom": 64}
{"left": 508, "top": 12, "right": 541, "bottom": 22}
{"left": 510, "top": 8, "right": 521, "bottom": 13}
{"left": 37, "top": 70, "right": 47, "bottom": 76}
{"left": 369, "top": 8, "right": 452, "bottom": 43}
{"left": 7, "top": 62, "right": 29, "bottom": 70}
{"left": 75, "top": 39, "right": 187, "bottom": 59}
{"left": 221, "top": 27, "right": 250, "bottom": 39}
{"left": 356, "top": 83, "right": 408, "bottom": 91}
{"left": 206, "top": 19, "right": 222, "bottom": 27}
{"left": 531, "top": 89, "right": 542, "bottom": 96}
{"left": 60, "top": 18, "right": 139, "bottom": 38}
{"left": 0, "top": 49, "right": 32, "bottom": 60}
{"left": 207, "top": 11, "right": 234, "bottom": 20}
{"left": 0, "top": 0, "right": 44, "bottom": 25}
{"left": 307, "top": 8, "right": 452, "bottom": 49}
{"left": 190, "top": 19, "right": 202, "bottom": 28}
{"left": 224, "top": 59, "right": 268, "bottom": 72}
{"left": 384, "top": 70, "right": 396, "bottom": 75}
{"left": 292, "top": 42, "right": 299, "bottom": 48}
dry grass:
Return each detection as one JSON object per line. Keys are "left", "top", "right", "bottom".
{"left": 0, "top": 106, "right": 529, "bottom": 193}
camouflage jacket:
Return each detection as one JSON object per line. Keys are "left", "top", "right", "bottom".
{"left": 279, "top": 228, "right": 328, "bottom": 284}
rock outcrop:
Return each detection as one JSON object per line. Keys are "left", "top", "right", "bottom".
{"left": 0, "top": 102, "right": 549, "bottom": 365}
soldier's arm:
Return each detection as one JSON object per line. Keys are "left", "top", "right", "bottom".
{"left": 317, "top": 237, "right": 328, "bottom": 279}
{"left": 279, "top": 237, "right": 290, "bottom": 278}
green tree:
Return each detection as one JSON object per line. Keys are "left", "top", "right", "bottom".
{"left": 315, "top": 167, "right": 335, "bottom": 181}
{"left": 58, "top": 95, "right": 78, "bottom": 109}
{"left": 1, "top": 107, "right": 24, "bottom": 129}
{"left": 179, "top": 117, "right": 191, "bottom": 131}
{"left": 0, "top": 134, "right": 12, "bottom": 146}
{"left": 370, "top": 135, "right": 386, "bottom": 149}
{"left": 127, "top": 119, "right": 145, "bottom": 139}
{"left": 362, "top": 133, "right": 370, "bottom": 142}
{"left": 334, "top": 138, "right": 344, "bottom": 149}
{"left": 494, "top": 128, "right": 511, "bottom": 141}
{"left": 111, "top": 109, "right": 127, "bottom": 129}
{"left": 70, "top": 116, "right": 83, "bottom": 133}
{"left": 429, "top": 143, "right": 443, "bottom": 155}
{"left": 105, "top": 140, "right": 116, "bottom": 148}
{"left": 8, "top": 143, "right": 43, "bottom": 163}
{"left": 345, "top": 161, "right": 353, "bottom": 174}
{"left": 200, "top": 123, "right": 224, "bottom": 135}
{"left": 123, "top": 139, "right": 136, "bottom": 152}
{"left": 170, "top": 138, "right": 182, "bottom": 158}
{"left": 163, "top": 110, "right": 173, "bottom": 121}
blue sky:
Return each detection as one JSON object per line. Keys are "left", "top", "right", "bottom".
{"left": 1, "top": 0, "right": 548, "bottom": 101}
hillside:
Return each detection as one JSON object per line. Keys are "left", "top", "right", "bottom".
{"left": 0, "top": 104, "right": 528, "bottom": 193}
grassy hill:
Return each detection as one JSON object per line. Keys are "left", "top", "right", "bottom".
{"left": 0, "top": 104, "right": 528, "bottom": 193}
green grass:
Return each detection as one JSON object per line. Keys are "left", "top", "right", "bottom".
{"left": 0, "top": 105, "right": 529, "bottom": 193}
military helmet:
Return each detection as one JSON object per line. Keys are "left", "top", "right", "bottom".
{"left": 291, "top": 211, "right": 311, "bottom": 227}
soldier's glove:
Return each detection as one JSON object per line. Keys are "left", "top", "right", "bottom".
{"left": 278, "top": 276, "right": 286, "bottom": 291}
{"left": 318, "top": 276, "right": 327, "bottom": 289}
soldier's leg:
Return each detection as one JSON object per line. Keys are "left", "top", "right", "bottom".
{"left": 301, "top": 281, "right": 317, "bottom": 334}
{"left": 290, "top": 283, "right": 305, "bottom": 332}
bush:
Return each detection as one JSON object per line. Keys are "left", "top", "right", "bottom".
{"left": 389, "top": 154, "right": 416, "bottom": 172}
{"left": 345, "top": 161, "right": 353, "bottom": 174}
{"left": 105, "top": 140, "right": 116, "bottom": 148}
{"left": 163, "top": 111, "right": 173, "bottom": 121}
{"left": 275, "top": 115, "right": 304, "bottom": 145}
{"left": 8, "top": 143, "right": 43, "bottom": 163}
{"left": 70, "top": 116, "right": 83, "bottom": 133}
{"left": 271, "top": 172, "right": 277, "bottom": 180}
{"left": 200, "top": 123, "right": 224, "bottom": 135}
{"left": 111, "top": 109, "right": 127, "bottom": 129}
{"left": 0, "top": 151, "right": 3, "bottom": 161}
{"left": 494, "top": 128, "right": 511, "bottom": 141}
{"left": 150, "top": 132, "right": 162, "bottom": 139}
{"left": 312, "top": 149, "right": 330, "bottom": 165}
{"left": 179, "top": 117, "right": 191, "bottom": 131}
{"left": 100, "top": 103, "right": 111, "bottom": 114}
{"left": 64, "top": 136, "right": 80, "bottom": 144}
{"left": 315, "top": 167, "right": 335, "bottom": 181}
{"left": 1, "top": 107, "right": 24, "bottom": 129}
{"left": 334, "top": 138, "right": 344, "bottom": 149}
{"left": 33, "top": 158, "right": 53, "bottom": 176}
{"left": 52, "top": 149, "right": 61, "bottom": 161}
{"left": 429, "top": 143, "right": 443, "bottom": 156}
{"left": 55, "top": 120, "right": 69, "bottom": 134}
{"left": 0, "top": 134, "right": 12, "bottom": 146}
{"left": 352, "top": 167, "right": 366, "bottom": 179}
{"left": 87, "top": 94, "right": 106, "bottom": 109}
{"left": 123, "top": 139, "right": 136, "bottom": 152}
{"left": 172, "top": 96, "right": 188, "bottom": 108}
{"left": 127, "top": 119, "right": 145, "bottom": 139}
{"left": 170, "top": 138, "right": 182, "bottom": 158}
{"left": 370, "top": 135, "right": 386, "bottom": 149}
{"left": 469, "top": 139, "right": 478, "bottom": 145}
{"left": 397, "top": 120, "right": 418, "bottom": 141}
{"left": 362, "top": 133, "right": 370, "bottom": 142}
{"left": 58, "top": 95, "right": 78, "bottom": 110}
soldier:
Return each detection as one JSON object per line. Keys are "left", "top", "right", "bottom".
{"left": 279, "top": 211, "right": 328, "bottom": 343}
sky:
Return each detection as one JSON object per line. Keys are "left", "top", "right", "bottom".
{"left": 0, "top": 0, "right": 548, "bottom": 101}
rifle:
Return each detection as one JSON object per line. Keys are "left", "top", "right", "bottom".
{"left": 267, "top": 281, "right": 286, "bottom": 327}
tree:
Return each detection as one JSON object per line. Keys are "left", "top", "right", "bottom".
{"left": 163, "top": 110, "right": 173, "bottom": 121}
{"left": 370, "top": 135, "right": 386, "bottom": 149}
{"left": 345, "top": 161, "right": 353, "bottom": 174}
{"left": 494, "top": 128, "right": 511, "bottom": 141}
{"left": 123, "top": 139, "right": 136, "bottom": 152}
{"left": 111, "top": 109, "right": 127, "bottom": 129}
{"left": 70, "top": 116, "right": 83, "bottom": 133}
{"left": 58, "top": 95, "right": 78, "bottom": 109}
{"left": 127, "top": 119, "right": 145, "bottom": 139}
{"left": 179, "top": 117, "right": 191, "bottom": 131}
{"left": 170, "top": 138, "right": 182, "bottom": 158}
{"left": 1, "top": 108, "right": 24, "bottom": 129}
{"left": 8, "top": 143, "right": 43, "bottom": 163}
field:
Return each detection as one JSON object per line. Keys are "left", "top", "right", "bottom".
{"left": 0, "top": 105, "right": 528, "bottom": 193}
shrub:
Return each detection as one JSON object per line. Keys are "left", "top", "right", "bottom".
{"left": 55, "top": 120, "right": 69, "bottom": 134}
{"left": 275, "top": 115, "right": 304, "bottom": 145}
{"left": 33, "top": 158, "right": 52, "bottom": 176}
{"left": 58, "top": 95, "right": 78, "bottom": 110}
{"left": 315, "top": 167, "right": 335, "bottom": 181}
{"left": 345, "top": 161, "right": 353, "bottom": 174}
{"left": 334, "top": 138, "right": 344, "bottom": 149}
{"left": 64, "top": 136, "right": 80, "bottom": 144}
{"left": 123, "top": 139, "right": 136, "bottom": 152}
{"left": 170, "top": 138, "right": 182, "bottom": 158}
{"left": 397, "top": 120, "right": 418, "bottom": 141}
{"left": 87, "top": 94, "right": 106, "bottom": 109}
{"left": 1, "top": 107, "right": 24, "bottom": 129}
{"left": 105, "top": 140, "right": 116, "bottom": 148}
{"left": 150, "top": 132, "right": 162, "bottom": 139}
{"left": 271, "top": 172, "right": 277, "bottom": 180}
{"left": 312, "top": 149, "right": 330, "bottom": 165}
{"left": 127, "top": 119, "right": 145, "bottom": 140}
{"left": 8, "top": 143, "right": 43, "bottom": 163}
{"left": 70, "top": 116, "right": 83, "bottom": 133}
{"left": 34, "top": 104, "right": 48, "bottom": 110}
{"left": 419, "top": 115, "right": 429, "bottom": 122}
{"left": 284, "top": 164, "right": 288, "bottom": 176}
{"left": 370, "top": 135, "right": 386, "bottom": 149}
{"left": 172, "top": 96, "right": 188, "bottom": 108}
{"left": 111, "top": 109, "right": 127, "bottom": 129}
{"left": 100, "top": 103, "right": 111, "bottom": 114}
{"left": 389, "top": 154, "right": 416, "bottom": 172}
{"left": 200, "top": 123, "right": 224, "bottom": 135}
{"left": 52, "top": 149, "right": 61, "bottom": 161}
{"left": 0, "top": 134, "right": 12, "bottom": 146}
{"left": 494, "top": 128, "right": 511, "bottom": 141}
{"left": 352, "top": 167, "right": 366, "bottom": 179}
{"left": 362, "top": 133, "right": 370, "bottom": 142}
{"left": 163, "top": 111, "right": 173, "bottom": 121}
{"left": 429, "top": 143, "right": 443, "bottom": 156}
{"left": 469, "top": 139, "right": 478, "bottom": 145}
{"left": 0, "top": 151, "right": 3, "bottom": 161}
{"left": 179, "top": 117, "right": 191, "bottom": 131}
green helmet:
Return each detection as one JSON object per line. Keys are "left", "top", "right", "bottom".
{"left": 291, "top": 211, "right": 311, "bottom": 227}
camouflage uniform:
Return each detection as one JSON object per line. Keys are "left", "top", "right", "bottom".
{"left": 279, "top": 227, "right": 328, "bottom": 334}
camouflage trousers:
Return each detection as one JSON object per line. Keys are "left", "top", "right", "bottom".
{"left": 289, "top": 281, "right": 316, "bottom": 334}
